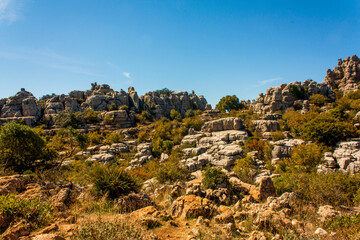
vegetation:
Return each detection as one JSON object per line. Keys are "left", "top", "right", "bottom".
{"left": 0, "top": 122, "right": 57, "bottom": 172}
{"left": 215, "top": 95, "right": 244, "bottom": 112}
{"left": 289, "top": 85, "right": 306, "bottom": 100}
{"left": 282, "top": 111, "right": 358, "bottom": 146}
{"left": 274, "top": 172, "right": 360, "bottom": 207}
{"left": 202, "top": 166, "right": 229, "bottom": 189}
{"left": 72, "top": 218, "right": 149, "bottom": 240}
{"left": 90, "top": 165, "right": 141, "bottom": 199}
{"left": 233, "top": 156, "right": 258, "bottom": 184}
{"left": 309, "top": 94, "right": 329, "bottom": 107}
{"left": 0, "top": 194, "right": 53, "bottom": 230}
{"left": 154, "top": 88, "right": 173, "bottom": 96}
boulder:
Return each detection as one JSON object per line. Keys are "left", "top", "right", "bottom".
{"left": 170, "top": 195, "right": 216, "bottom": 219}
{"left": 201, "top": 117, "right": 244, "bottom": 132}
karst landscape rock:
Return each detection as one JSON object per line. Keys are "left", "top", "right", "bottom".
{"left": 2, "top": 55, "right": 360, "bottom": 239}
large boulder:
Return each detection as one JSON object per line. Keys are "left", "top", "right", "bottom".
{"left": 201, "top": 117, "right": 244, "bottom": 132}
{"left": 169, "top": 195, "right": 216, "bottom": 219}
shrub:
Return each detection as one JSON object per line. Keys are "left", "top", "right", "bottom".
{"left": 145, "top": 149, "right": 190, "bottom": 184}
{"left": 301, "top": 113, "right": 358, "bottom": 146}
{"left": 286, "top": 143, "right": 326, "bottom": 173}
{"left": 270, "top": 131, "right": 284, "bottom": 141}
{"left": 51, "top": 127, "right": 89, "bottom": 152}
{"left": 137, "top": 130, "right": 149, "bottom": 143}
{"left": 72, "top": 218, "right": 148, "bottom": 240}
{"left": 0, "top": 194, "right": 53, "bottom": 229}
{"left": 87, "top": 131, "right": 104, "bottom": 145}
{"left": 273, "top": 172, "right": 360, "bottom": 207}
{"left": 84, "top": 109, "right": 101, "bottom": 124}
{"left": 155, "top": 88, "right": 173, "bottom": 96}
{"left": 105, "top": 131, "right": 124, "bottom": 144}
{"left": 183, "top": 117, "right": 204, "bottom": 131}
{"left": 54, "top": 110, "right": 81, "bottom": 128}
{"left": 216, "top": 95, "right": 244, "bottom": 112}
{"left": 170, "top": 109, "right": 182, "bottom": 121}
{"left": 233, "top": 156, "right": 258, "bottom": 184}
{"left": 290, "top": 85, "right": 305, "bottom": 100}
{"left": 154, "top": 159, "right": 190, "bottom": 184}
{"left": 108, "top": 103, "right": 118, "bottom": 111}
{"left": 309, "top": 94, "right": 329, "bottom": 107}
{"left": 90, "top": 165, "right": 140, "bottom": 199}
{"left": 136, "top": 111, "right": 152, "bottom": 124}
{"left": 202, "top": 166, "right": 229, "bottom": 189}
{"left": 0, "top": 122, "right": 57, "bottom": 172}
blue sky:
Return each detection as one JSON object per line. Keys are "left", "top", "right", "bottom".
{"left": 0, "top": 0, "right": 359, "bottom": 106}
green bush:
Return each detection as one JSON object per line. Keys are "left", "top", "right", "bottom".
{"left": 54, "top": 110, "right": 81, "bottom": 128}
{"left": 273, "top": 172, "right": 360, "bottom": 207}
{"left": 87, "top": 131, "right": 104, "bottom": 145}
{"left": 183, "top": 117, "right": 204, "bottom": 131}
{"left": 90, "top": 165, "right": 141, "bottom": 199}
{"left": 154, "top": 157, "right": 189, "bottom": 184}
{"left": 155, "top": 88, "right": 173, "bottom": 96}
{"left": 309, "top": 94, "right": 329, "bottom": 107}
{"left": 216, "top": 95, "right": 244, "bottom": 112}
{"left": 105, "top": 131, "right": 124, "bottom": 144}
{"left": 84, "top": 109, "right": 101, "bottom": 124}
{"left": 0, "top": 194, "right": 53, "bottom": 230}
{"left": 290, "top": 85, "right": 306, "bottom": 100}
{"left": 170, "top": 109, "right": 182, "bottom": 121}
{"left": 233, "top": 156, "right": 258, "bottom": 184}
{"left": 108, "top": 103, "right": 119, "bottom": 111}
{"left": 0, "top": 122, "right": 57, "bottom": 172}
{"left": 202, "top": 166, "right": 229, "bottom": 190}
{"left": 136, "top": 111, "right": 152, "bottom": 124}
{"left": 286, "top": 143, "right": 326, "bottom": 173}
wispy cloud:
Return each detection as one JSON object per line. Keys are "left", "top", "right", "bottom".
{"left": 257, "top": 77, "right": 283, "bottom": 86}
{"left": 0, "top": 48, "right": 105, "bottom": 77}
{"left": 123, "top": 72, "right": 131, "bottom": 79}
{"left": 0, "top": 0, "right": 20, "bottom": 24}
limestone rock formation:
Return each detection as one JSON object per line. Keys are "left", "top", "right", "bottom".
{"left": 317, "top": 139, "right": 360, "bottom": 174}
{"left": 251, "top": 79, "right": 335, "bottom": 114}
{"left": 325, "top": 55, "right": 360, "bottom": 94}
{"left": 0, "top": 89, "right": 41, "bottom": 126}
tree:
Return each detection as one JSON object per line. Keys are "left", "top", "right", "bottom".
{"left": 215, "top": 95, "right": 244, "bottom": 112}
{"left": 0, "top": 122, "right": 56, "bottom": 172}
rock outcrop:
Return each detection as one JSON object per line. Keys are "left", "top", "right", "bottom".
{"left": 318, "top": 139, "right": 360, "bottom": 174}
{"left": 325, "top": 55, "right": 360, "bottom": 94}
{"left": 251, "top": 79, "right": 335, "bottom": 114}
{"left": 0, "top": 89, "right": 41, "bottom": 126}
{"left": 0, "top": 83, "right": 208, "bottom": 126}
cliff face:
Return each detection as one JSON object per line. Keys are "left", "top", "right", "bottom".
{"left": 0, "top": 83, "right": 209, "bottom": 126}
{"left": 325, "top": 55, "right": 360, "bottom": 94}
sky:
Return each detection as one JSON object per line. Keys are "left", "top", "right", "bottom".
{"left": 0, "top": 0, "right": 359, "bottom": 107}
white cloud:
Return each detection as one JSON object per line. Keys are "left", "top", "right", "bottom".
{"left": 258, "top": 77, "right": 283, "bottom": 86}
{"left": 123, "top": 72, "right": 131, "bottom": 79}
{"left": 0, "top": 0, "right": 20, "bottom": 24}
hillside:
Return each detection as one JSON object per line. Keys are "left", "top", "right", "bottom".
{"left": 1, "top": 55, "right": 360, "bottom": 240}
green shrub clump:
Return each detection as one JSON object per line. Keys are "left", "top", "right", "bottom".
{"left": 0, "top": 194, "right": 53, "bottom": 229}
{"left": 0, "top": 122, "right": 57, "bottom": 172}
{"left": 273, "top": 172, "right": 360, "bottom": 207}
{"left": 90, "top": 165, "right": 141, "bottom": 199}
{"left": 202, "top": 166, "right": 229, "bottom": 189}
{"left": 216, "top": 95, "right": 244, "bottom": 112}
